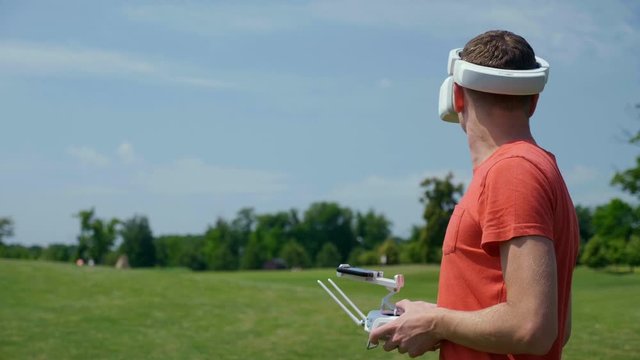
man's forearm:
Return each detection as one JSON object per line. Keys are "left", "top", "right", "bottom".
{"left": 433, "top": 301, "right": 557, "bottom": 355}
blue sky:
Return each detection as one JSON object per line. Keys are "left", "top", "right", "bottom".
{"left": 1, "top": 0, "right": 639, "bottom": 246}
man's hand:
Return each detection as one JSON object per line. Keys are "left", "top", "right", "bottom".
{"left": 368, "top": 300, "right": 442, "bottom": 358}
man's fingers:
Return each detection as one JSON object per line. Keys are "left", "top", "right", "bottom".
{"left": 383, "top": 337, "right": 399, "bottom": 352}
{"left": 368, "top": 322, "right": 394, "bottom": 345}
{"left": 395, "top": 299, "right": 411, "bottom": 313}
{"left": 408, "top": 349, "right": 423, "bottom": 358}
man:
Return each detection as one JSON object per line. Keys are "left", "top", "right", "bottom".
{"left": 369, "top": 30, "right": 579, "bottom": 359}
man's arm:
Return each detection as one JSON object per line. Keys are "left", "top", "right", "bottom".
{"left": 433, "top": 235, "right": 558, "bottom": 355}
{"left": 370, "top": 235, "right": 558, "bottom": 356}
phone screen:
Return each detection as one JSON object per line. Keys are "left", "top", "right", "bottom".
{"left": 336, "top": 266, "right": 380, "bottom": 278}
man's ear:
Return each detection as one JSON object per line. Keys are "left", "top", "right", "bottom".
{"left": 528, "top": 94, "right": 540, "bottom": 117}
{"left": 453, "top": 83, "right": 465, "bottom": 113}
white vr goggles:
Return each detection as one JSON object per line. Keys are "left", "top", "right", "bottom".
{"left": 438, "top": 48, "right": 550, "bottom": 122}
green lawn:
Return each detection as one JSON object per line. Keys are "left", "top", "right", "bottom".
{"left": 0, "top": 260, "right": 638, "bottom": 359}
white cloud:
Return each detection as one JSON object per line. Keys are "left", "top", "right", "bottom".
{"left": 309, "top": 0, "right": 639, "bottom": 63}
{"left": 136, "top": 158, "right": 288, "bottom": 195}
{"left": 309, "top": 0, "right": 450, "bottom": 30}
{"left": 172, "top": 76, "right": 237, "bottom": 90}
{"left": 0, "top": 41, "right": 234, "bottom": 89}
{"left": 377, "top": 78, "right": 392, "bottom": 89}
{"left": 0, "top": 42, "right": 155, "bottom": 75}
{"left": 122, "top": 1, "right": 639, "bottom": 66}
{"left": 67, "top": 146, "right": 110, "bottom": 167}
{"left": 117, "top": 142, "right": 137, "bottom": 164}
{"left": 68, "top": 143, "right": 141, "bottom": 167}
{"left": 123, "top": 3, "right": 306, "bottom": 35}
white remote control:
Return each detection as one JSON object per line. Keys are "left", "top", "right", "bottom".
{"left": 365, "top": 309, "right": 399, "bottom": 332}
{"left": 317, "top": 264, "right": 404, "bottom": 349}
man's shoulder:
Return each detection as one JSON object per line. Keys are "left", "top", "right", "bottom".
{"left": 478, "top": 142, "right": 560, "bottom": 196}
{"left": 498, "top": 141, "right": 553, "bottom": 161}
{"left": 485, "top": 141, "right": 557, "bottom": 176}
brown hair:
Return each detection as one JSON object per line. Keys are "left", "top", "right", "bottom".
{"left": 461, "top": 30, "right": 538, "bottom": 70}
{"left": 461, "top": 30, "right": 538, "bottom": 112}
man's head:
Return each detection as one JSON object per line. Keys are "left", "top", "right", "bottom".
{"left": 455, "top": 30, "right": 540, "bottom": 120}
{"left": 461, "top": 30, "right": 538, "bottom": 71}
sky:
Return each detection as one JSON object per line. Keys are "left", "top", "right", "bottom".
{"left": 1, "top": 0, "right": 639, "bottom": 246}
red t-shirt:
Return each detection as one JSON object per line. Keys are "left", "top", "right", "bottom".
{"left": 437, "top": 141, "right": 579, "bottom": 360}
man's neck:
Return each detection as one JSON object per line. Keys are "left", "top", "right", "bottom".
{"left": 466, "top": 115, "right": 535, "bottom": 168}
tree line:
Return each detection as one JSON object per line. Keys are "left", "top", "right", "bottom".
{"left": 1, "top": 169, "right": 639, "bottom": 271}
{"left": 0, "top": 204, "right": 405, "bottom": 270}
{"left": 2, "top": 111, "right": 640, "bottom": 271}
{"left": 0, "top": 174, "right": 464, "bottom": 270}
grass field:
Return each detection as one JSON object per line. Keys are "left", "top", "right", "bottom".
{"left": 1, "top": 260, "right": 638, "bottom": 359}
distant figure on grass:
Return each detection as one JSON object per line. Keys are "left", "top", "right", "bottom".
{"left": 115, "top": 254, "right": 130, "bottom": 269}
{"left": 369, "top": 30, "right": 579, "bottom": 359}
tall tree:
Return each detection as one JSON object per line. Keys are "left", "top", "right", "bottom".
{"left": 581, "top": 199, "right": 639, "bottom": 269}
{"left": 0, "top": 217, "right": 14, "bottom": 245}
{"left": 418, "top": 173, "right": 464, "bottom": 263}
{"left": 75, "top": 209, "right": 120, "bottom": 264}
{"left": 575, "top": 205, "right": 594, "bottom": 244}
{"left": 611, "top": 103, "right": 640, "bottom": 198}
{"left": 231, "top": 207, "right": 256, "bottom": 253}
{"left": 354, "top": 210, "right": 392, "bottom": 250}
{"left": 240, "top": 234, "right": 267, "bottom": 270}
{"left": 378, "top": 238, "right": 400, "bottom": 265}
{"left": 399, "top": 226, "right": 424, "bottom": 264}
{"left": 315, "top": 242, "right": 341, "bottom": 268}
{"left": 203, "top": 218, "right": 238, "bottom": 270}
{"left": 300, "top": 202, "right": 356, "bottom": 262}
{"left": 591, "top": 199, "right": 637, "bottom": 240}
{"left": 120, "top": 215, "right": 156, "bottom": 268}
{"left": 155, "top": 234, "right": 206, "bottom": 270}
{"left": 279, "top": 239, "right": 310, "bottom": 268}
{"left": 254, "top": 210, "right": 300, "bottom": 260}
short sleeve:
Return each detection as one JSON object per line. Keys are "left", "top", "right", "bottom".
{"left": 478, "top": 156, "right": 555, "bottom": 256}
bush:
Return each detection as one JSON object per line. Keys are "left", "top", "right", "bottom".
{"left": 357, "top": 250, "right": 379, "bottom": 266}
{"left": 581, "top": 236, "right": 611, "bottom": 268}
{"left": 120, "top": 216, "right": 156, "bottom": 268}
{"left": 279, "top": 240, "right": 310, "bottom": 268}
{"left": 316, "top": 243, "right": 341, "bottom": 268}
{"left": 377, "top": 239, "right": 399, "bottom": 265}
{"left": 399, "top": 241, "right": 422, "bottom": 264}
{"left": 347, "top": 247, "right": 364, "bottom": 265}
{"left": 240, "top": 236, "right": 266, "bottom": 270}
{"left": 626, "top": 236, "right": 640, "bottom": 269}
{"left": 104, "top": 251, "right": 120, "bottom": 267}
{"left": 154, "top": 235, "right": 206, "bottom": 270}
{"left": 41, "top": 244, "right": 77, "bottom": 262}
{"left": 0, "top": 244, "right": 42, "bottom": 260}
{"left": 581, "top": 235, "right": 627, "bottom": 269}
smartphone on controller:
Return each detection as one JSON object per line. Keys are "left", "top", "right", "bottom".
{"left": 336, "top": 264, "right": 382, "bottom": 278}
